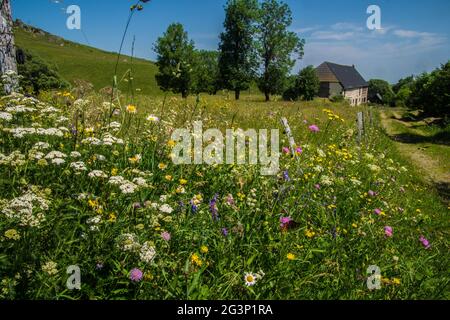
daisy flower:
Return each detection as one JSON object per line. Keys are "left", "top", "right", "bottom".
{"left": 244, "top": 272, "right": 257, "bottom": 286}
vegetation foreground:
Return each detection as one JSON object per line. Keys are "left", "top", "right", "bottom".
{"left": 0, "top": 92, "right": 448, "bottom": 300}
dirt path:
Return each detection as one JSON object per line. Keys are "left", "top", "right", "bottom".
{"left": 379, "top": 109, "right": 450, "bottom": 202}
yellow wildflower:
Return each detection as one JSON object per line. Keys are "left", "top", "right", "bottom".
{"left": 200, "top": 246, "right": 209, "bottom": 254}
{"left": 126, "top": 105, "right": 137, "bottom": 114}
{"left": 4, "top": 229, "right": 20, "bottom": 241}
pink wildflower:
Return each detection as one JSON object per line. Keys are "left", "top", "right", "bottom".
{"left": 419, "top": 236, "right": 431, "bottom": 249}
{"left": 384, "top": 226, "right": 393, "bottom": 238}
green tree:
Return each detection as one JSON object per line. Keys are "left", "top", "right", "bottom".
{"left": 192, "top": 50, "right": 220, "bottom": 95}
{"left": 257, "top": 0, "right": 304, "bottom": 102}
{"left": 394, "top": 86, "right": 412, "bottom": 107}
{"left": 154, "top": 23, "right": 195, "bottom": 98}
{"left": 296, "top": 65, "right": 319, "bottom": 101}
{"left": 393, "top": 75, "right": 414, "bottom": 94}
{"left": 282, "top": 66, "right": 319, "bottom": 101}
{"left": 409, "top": 61, "right": 450, "bottom": 116}
{"left": 368, "top": 79, "right": 395, "bottom": 106}
{"left": 218, "top": 0, "right": 259, "bottom": 100}
{"left": 15, "top": 47, "right": 70, "bottom": 94}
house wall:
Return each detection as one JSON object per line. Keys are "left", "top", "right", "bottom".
{"left": 318, "top": 82, "right": 343, "bottom": 98}
{"left": 344, "top": 87, "right": 368, "bottom": 106}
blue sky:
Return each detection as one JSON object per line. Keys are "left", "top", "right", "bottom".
{"left": 11, "top": 0, "right": 450, "bottom": 83}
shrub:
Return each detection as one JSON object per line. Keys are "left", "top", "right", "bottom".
{"left": 16, "top": 47, "right": 70, "bottom": 94}
{"left": 330, "top": 94, "right": 345, "bottom": 103}
{"left": 368, "top": 79, "right": 395, "bottom": 106}
{"left": 282, "top": 66, "right": 319, "bottom": 102}
{"left": 408, "top": 61, "right": 450, "bottom": 116}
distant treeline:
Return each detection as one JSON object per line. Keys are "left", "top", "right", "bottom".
{"left": 368, "top": 61, "right": 450, "bottom": 117}
{"left": 153, "top": 0, "right": 306, "bottom": 102}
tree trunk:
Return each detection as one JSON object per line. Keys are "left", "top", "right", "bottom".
{"left": 235, "top": 90, "right": 240, "bottom": 100}
{"left": 181, "top": 91, "right": 188, "bottom": 99}
{"left": 265, "top": 91, "right": 270, "bottom": 102}
{"left": 0, "top": 0, "right": 18, "bottom": 94}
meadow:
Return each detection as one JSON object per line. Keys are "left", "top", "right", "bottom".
{"left": 0, "top": 90, "right": 448, "bottom": 300}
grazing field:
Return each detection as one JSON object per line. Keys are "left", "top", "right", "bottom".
{"left": 0, "top": 92, "right": 448, "bottom": 299}
{"left": 14, "top": 25, "right": 161, "bottom": 96}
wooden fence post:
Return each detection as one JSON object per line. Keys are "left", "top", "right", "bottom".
{"left": 357, "top": 112, "right": 365, "bottom": 144}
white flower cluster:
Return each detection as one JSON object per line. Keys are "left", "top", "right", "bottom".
{"left": 102, "top": 133, "right": 124, "bottom": 146}
{"left": 107, "top": 175, "right": 147, "bottom": 195}
{"left": 159, "top": 204, "right": 174, "bottom": 214}
{"left": 107, "top": 122, "right": 121, "bottom": 132}
{"left": 70, "top": 151, "right": 82, "bottom": 158}
{"left": 8, "top": 127, "right": 66, "bottom": 138}
{"left": 70, "top": 161, "right": 88, "bottom": 174}
{"left": 116, "top": 234, "right": 157, "bottom": 264}
{"left": 86, "top": 215, "right": 102, "bottom": 231}
{"left": 2, "top": 191, "right": 49, "bottom": 227}
{"left": 88, "top": 170, "right": 108, "bottom": 179}
{"left": 33, "top": 142, "right": 51, "bottom": 150}
{"left": 116, "top": 233, "right": 141, "bottom": 252}
{"left": 5, "top": 105, "right": 36, "bottom": 114}
{"left": 0, "top": 112, "right": 13, "bottom": 122}
{"left": 0, "top": 151, "right": 27, "bottom": 166}
{"left": 81, "top": 134, "right": 124, "bottom": 146}
{"left": 139, "top": 242, "right": 157, "bottom": 264}
{"left": 45, "top": 151, "right": 67, "bottom": 165}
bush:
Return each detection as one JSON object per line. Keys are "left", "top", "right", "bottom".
{"left": 282, "top": 66, "right": 319, "bottom": 101}
{"left": 368, "top": 79, "right": 395, "bottom": 106}
{"left": 394, "top": 86, "right": 412, "bottom": 108}
{"left": 408, "top": 61, "right": 450, "bottom": 116}
{"left": 16, "top": 47, "right": 70, "bottom": 94}
{"left": 330, "top": 94, "right": 345, "bottom": 103}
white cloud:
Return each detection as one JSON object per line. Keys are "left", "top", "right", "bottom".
{"left": 298, "top": 23, "right": 449, "bottom": 83}
{"left": 291, "top": 26, "right": 321, "bottom": 34}
{"left": 331, "top": 22, "right": 364, "bottom": 32}
{"left": 393, "top": 29, "right": 432, "bottom": 38}
{"left": 310, "top": 31, "right": 355, "bottom": 41}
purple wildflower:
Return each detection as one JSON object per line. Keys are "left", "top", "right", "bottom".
{"left": 309, "top": 125, "right": 320, "bottom": 133}
{"left": 130, "top": 268, "right": 143, "bottom": 282}
{"left": 222, "top": 228, "right": 229, "bottom": 237}
{"left": 161, "top": 231, "right": 171, "bottom": 242}
{"left": 368, "top": 190, "right": 377, "bottom": 197}
{"left": 384, "top": 226, "right": 393, "bottom": 238}
{"left": 283, "top": 170, "right": 290, "bottom": 182}
{"left": 419, "top": 236, "right": 431, "bottom": 249}
{"left": 280, "top": 217, "right": 292, "bottom": 229}
{"left": 374, "top": 208, "right": 382, "bottom": 215}
{"left": 210, "top": 194, "right": 219, "bottom": 221}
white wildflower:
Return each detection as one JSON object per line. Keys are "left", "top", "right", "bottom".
{"left": 139, "top": 242, "right": 156, "bottom": 264}
{"left": 159, "top": 204, "right": 173, "bottom": 214}
{"left": 88, "top": 170, "right": 108, "bottom": 179}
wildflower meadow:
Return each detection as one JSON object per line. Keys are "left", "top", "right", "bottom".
{"left": 0, "top": 91, "right": 448, "bottom": 300}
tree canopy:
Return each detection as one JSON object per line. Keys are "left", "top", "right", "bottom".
{"left": 154, "top": 23, "right": 195, "bottom": 98}
{"left": 257, "top": 0, "right": 304, "bottom": 101}
{"left": 218, "top": 0, "right": 259, "bottom": 100}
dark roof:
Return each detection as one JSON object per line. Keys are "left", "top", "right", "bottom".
{"left": 322, "top": 62, "right": 368, "bottom": 90}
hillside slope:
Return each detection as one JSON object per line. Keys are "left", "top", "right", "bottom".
{"left": 14, "top": 21, "right": 161, "bottom": 95}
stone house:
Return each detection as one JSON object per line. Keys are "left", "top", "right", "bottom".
{"left": 315, "top": 62, "right": 368, "bottom": 106}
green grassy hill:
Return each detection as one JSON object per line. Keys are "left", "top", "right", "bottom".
{"left": 14, "top": 22, "right": 162, "bottom": 96}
